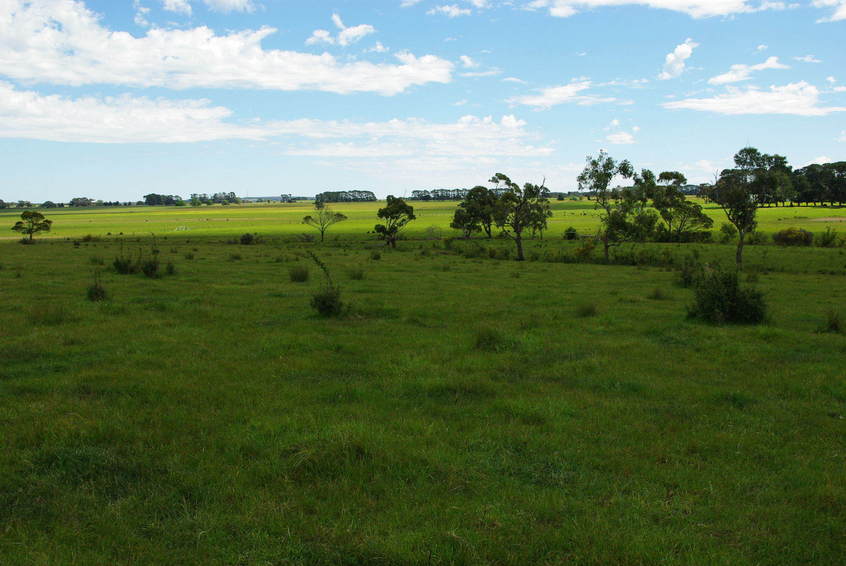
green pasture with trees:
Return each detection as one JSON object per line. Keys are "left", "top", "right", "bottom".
{"left": 1, "top": 147, "right": 845, "bottom": 564}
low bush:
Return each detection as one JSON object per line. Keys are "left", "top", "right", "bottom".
{"left": 719, "top": 223, "right": 737, "bottom": 244}
{"left": 817, "top": 227, "right": 840, "bottom": 248}
{"left": 240, "top": 233, "right": 257, "bottom": 245}
{"left": 473, "top": 327, "right": 515, "bottom": 352}
{"left": 575, "top": 302, "right": 598, "bottom": 318}
{"left": 86, "top": 271, "right": 108, "bottom": 302}
{"left": 290, "top": 265, "right": 309, "bottom": 282}
{"left": 647, "top": 287, "right": 669, "bottom": 301}
{"left": 165, "top": 262, "right": 176, "bottom": 276}
{"left": 347, "top": 268, "right": 365, "bottom": 280}
{"left": 817, "top": 309, "right": 842, "bottom": 335}
{"left": 140, "top": 258, "right": 160, "bottom": 279}
{"left": 310, "top": 286, "right": 344, "bottom": 317}
{"left": 687, "top": 267, "right": 767, "bottom": 324}
{"left": 677, "top": 254, "right": 702, "bottom": 288}
{"left": 773, "top": 227, "right": 813, "bottom": 247}
{"left": 563, "top": 226, "right": 578, "bottom": 240}
{"left": 370, "top": 251, "right": 381, "bottom": 261}
{"left": 746, "top": 231, "right": 768, "bottom": 245}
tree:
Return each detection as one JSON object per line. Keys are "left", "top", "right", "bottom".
{"left": 453, "top": 186, "right": 499, "bottom": 239}
{"left": 0, "top": 199, "right": 6, "bottom": 209}
{"left": 302, "top": 202, "right": 348, "bottom": 242}
{"left": 577, "top": 151, "right": 635, "bottom": 261}
{"left": 40, "top": 201, "right": 58, "bottom": 208}
{"left": 450, "top": 207, "right": 478, "bottom": 239}
{"left": 69, "top": 197, "right": 95, "bottom": 207}
{"left": 374, "top": 196, "right": 415, "bottom": 248}
{"left": 489, "top": 173, "right": 551, "bottom": 261}
{"left": 653, "top": 171, "right": 713, "bottom": 240}
{"left": 705, "top": 169, "right": 758, "bottom": 270}
{"left": 11, "top": 210, "right": 52, "bottom": 241}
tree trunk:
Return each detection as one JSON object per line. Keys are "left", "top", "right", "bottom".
{"left": 736, "top": 231, "right": 745, "bottom": 271}
{"left": 603, "top": 233, "right": 610, "bottom": 263}
{"left": 319, "top": 229, "right": 325, "bottom": 242}
{"left": 514, "top": 233, "right": 524, "bottom": 261}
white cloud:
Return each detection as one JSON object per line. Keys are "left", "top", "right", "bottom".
{"left": 813, "top": 0, "right": 846, "bottom": 22}
{"left": 658, "top": 38, "right": 698, "bottom": 80}
{"left": 793, "top": 55, "right": 822, "bottom": 63}
{"left": 162, "top": 0, "right": 192, "bottom": 15}
{"left": 507, "top": 80, "right": 616, "bottom": 109}
{"left": 307, "top": 14, "right": 376, "bottom": 47}
{"left": 809, "top": 156, "right": 832, "bottom": 164}
{"left": 664, "top": 82, "right": 846, "bottom": 116}
{"left": 827, "top": 76, "right": 837, "bottom": 84}
{"left": 708, "top": 56, "right": 789, "bottom": 85}
{"left": 0, "top": 82, "right": 552, "bottom": 161}
{"left": 503, "top": 77, "right": 527, "bottom": 83}
{"left": 428, "top": 4, "right": 472, "bottom": 17}
{"left": 365, "top": 42, "right": 389, "bottom": 53}
{"left": 756, "top": 44, "right": 768, "bottom": 51}
{"left": 0, "top": 0, "right": 451, "bottom": 95}
{"left": 460, "top": 55, "right": 478, "bottom": 68}
{"left": 202, "top": 0, "right": 255, "bottom": 12}
{"left": 606, "top": 131, "right": 635, "bottom": 144}
{"left": 526, "top": 0, "right": 789, "bottom": 19}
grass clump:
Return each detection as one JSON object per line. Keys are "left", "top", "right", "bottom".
{"left": 369, "top": 250, "right": 381, "bottom": 261}
{"left": 289, "top": 265, "right": 309, "bottom": 283}
{"left": 647, "top": 287, "right": 669, "bottom": 301}
{"left": 575, "top": 302, "right": 598, "bottom": 318}
{"left": 307, "top": 252, "right": 344, "bottom": 317}
{"left": 86, "top": 271, "right": 108, "bottom": 302}
{"left": 817, "top": 309, "right": 843, "bottom": 335}
{"left": 473, "top": 326, "right": 516, "bottom": 352}
{"left": 687, "top": 266, "right": 767, "bottom": 325}
{"left": 347, "top": 268, "right": 365, "bottom": 280}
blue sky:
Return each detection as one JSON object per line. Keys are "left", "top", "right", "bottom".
{"left": 0, "top": 0, "right": 844, "bottom": 202}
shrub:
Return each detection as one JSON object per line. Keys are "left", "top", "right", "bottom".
{"left": 184, "top": 252, "right": 194, "bottom": 260}
{"left": 719, "top": 222, "right": 737, "bottom": 244}
{"left": 647, "top": 287, "right": 669, "bottom": 301}
{"left": 677, "top": 254, "right": 702, "bottom": 288}
{"left": 113, "top": 256, "right": 138, "bottom": 274}
{"left": 746, "top": 231, "right": 768, "bottom": 245}
{"left": 370, "top": 251, "right": 381, "bottom": 261}
{"left": 140, "top": 258, "right": 160, "bottom": 279}
{"left": 310, "top": 286, "right": 344, "bottom": 317}
{"left": 817, "top": 227, "right": 840, "bottom": 248}
{"left": 289, "top": 265, "right": 309, "bottom": 282}
{"left": 575, "top": 302, "right": 598, "bottom": 318}
{"left": 165, "top": 262, "right": 176, "bottom": 276}
{"left": 818, "top": 309, "right": 843, "bottom": 334}
{"left": 86, "top": 271, "right": 108, "bottom": 302}
{"left": 89, "top": 256, "right": 105, "bottom": 266}
{"left": 563, "top": 226, "right": 578, "bottom": 240}
{"left": 240, "top": 233, "right": 257, "bottom": 245}
{"left": 574, "top": 239, "right": 596, "bottom": 262}
{"left": 773, "top": 227, "right": 813, "bottom": 247}
{"left": 347, "top": 268, "right": 365, "bottom": 280}
{"left": 473, "top": 327, "right": 514, "bottom": 352}
{"left": 228, "top": 253, "right": 242, "bottom": 261}
{"left": 687, "top": 267, "right": 767, "bottom": 324}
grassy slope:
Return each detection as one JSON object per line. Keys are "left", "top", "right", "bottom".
{"left": 1, "top": 199, "right": 845, "bottom": 240}
{"left": 1, "top": 236, "right": 844, "bottom": 565}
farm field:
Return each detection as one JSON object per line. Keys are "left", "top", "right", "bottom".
{"left": 1, "top": 199, "right": 845, "bottom": 241}
{"left": 1, "top": 229, "right": 845, "bottom": 565}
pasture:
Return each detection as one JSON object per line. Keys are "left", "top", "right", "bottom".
{"left": 1, "top": 204, "right": 845, "bottom": 565}
{"left": 1, "top": 198, "right": 845, "bottom": 241}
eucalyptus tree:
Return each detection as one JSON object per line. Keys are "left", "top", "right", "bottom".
{"left": 374, "top": 196, "right": 415, "bottom": 248}
{"left": 489, "top": 173, "right": 551, "bottom": 261}
{"left": 302, "top": 201, "right": 348, "bottom": 242}
{"left": 577, "top": 150, "right": 635, "bottom": 261}
{"left": 11, "top": 210, "right": 53, "bottom": 242}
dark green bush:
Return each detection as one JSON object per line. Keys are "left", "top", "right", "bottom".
{"left": 310, "top": 286, "right": 343, "bottom": 317}
{"left": 113, "top": 256, "right": 138, "bottom": 274}
{"left": 818, "top": 310, "right": 842, "bottom": 334}
{"left": 687, "top": 267, "right": 767, "bottom": 324}
{"left": 817, "top": 227, "right": 840, "bottom": 248}
{"left": 576, "top": 302, "right": 598, "bottom": 318}
{"left": 240, "top": 233, "right": 257, "bottom": 245}
{"left": 677, "top": 254, "right": 702, "bottom": 288}
{"left": 773, "top": 227, "right": 813, "bottom": 247}
{"left": 289, "top": 265, "right": 309, "bottom": 282}
{"left": 86, "top": 271, "right": 107, "bottom": 302}
{"left": 563, "top": 226, "right": 578, "bottom": 240}
{"left": 370, "top": 251, "right": 381, "bottom": 260}
{"left": 473, "top": 327, "right": 515, "bottom": 352}
{"left": 347, "top": 268, "right": 365, "bottom": 280}
{"left": 746, "top": 231, "right": 768, "bottom": 245}
{"left": 140, "top": 258, "right": 160, "bottom": 279}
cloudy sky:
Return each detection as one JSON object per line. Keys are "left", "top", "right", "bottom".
{"left": 1, "top": 0, "right": 844, "bottom": 201}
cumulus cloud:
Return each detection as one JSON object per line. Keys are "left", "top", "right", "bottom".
{"left": 507, "top": 80, "right": 616, "bottom": 109}
{"left": 162, "top": 0, "right": 192, "bottom": 15}
{"left": 0, "top": 82, "right": 552, "bottom": 161}
{"left": 663, "top": 82, "right": 846, "bottom": 116}
{"left": 708, "top": 56, "right": 789, "bottom": 85}
{"left": 793, "top": 54, "right": 822, "bottom": 63}
{"left": 813, "top": 0, "right": 846, "bottom": 22}
{"left": 306, "top": 13, "right": 376, "bottom": 47}
{"left": 428, "top": 4, "right": 472, "bottom": 17}
{"left": 658, "top": 38, "right": 698, "bottom": 80}
{"left": 0, "top": 0, "right": 451, "bottom": 95}
{"left": 526, "top": 0, "right": 789, "bottom": 19}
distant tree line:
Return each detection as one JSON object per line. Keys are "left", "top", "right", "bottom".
{"left": 188, "top": 193, "right": 240, "bottom": 206}
{"left": 315, "top": 190, "right": 377, "bottom": 203}
{"left": 145, "top": 193, "right": 185, "bottom": 206}
{"left": 410, "top": 188, "right": 511, "bottom": 200}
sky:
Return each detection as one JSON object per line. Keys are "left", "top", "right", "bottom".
{"left": 0, "top": 0, "right": 844, "bottom": 202}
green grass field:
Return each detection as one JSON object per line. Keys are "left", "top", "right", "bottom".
{"left": 1, "top": 206, "right": 845, "bottom": 564}
{"left": 2, "top": 199, "right": 845, "bottom": 241}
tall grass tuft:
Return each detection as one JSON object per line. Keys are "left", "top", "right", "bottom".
{"left": 289, "top": 265, "right": 309, "bottom": 282}
{"left": 818, "top": 309, "right": 843, "bottom": 335}
{"left": 86, "top": 270, "right": 108, "bottom": 302}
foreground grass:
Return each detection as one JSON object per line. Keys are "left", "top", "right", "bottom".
{"left": 1, "top": 237, "right": 845, "bottom": 565}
